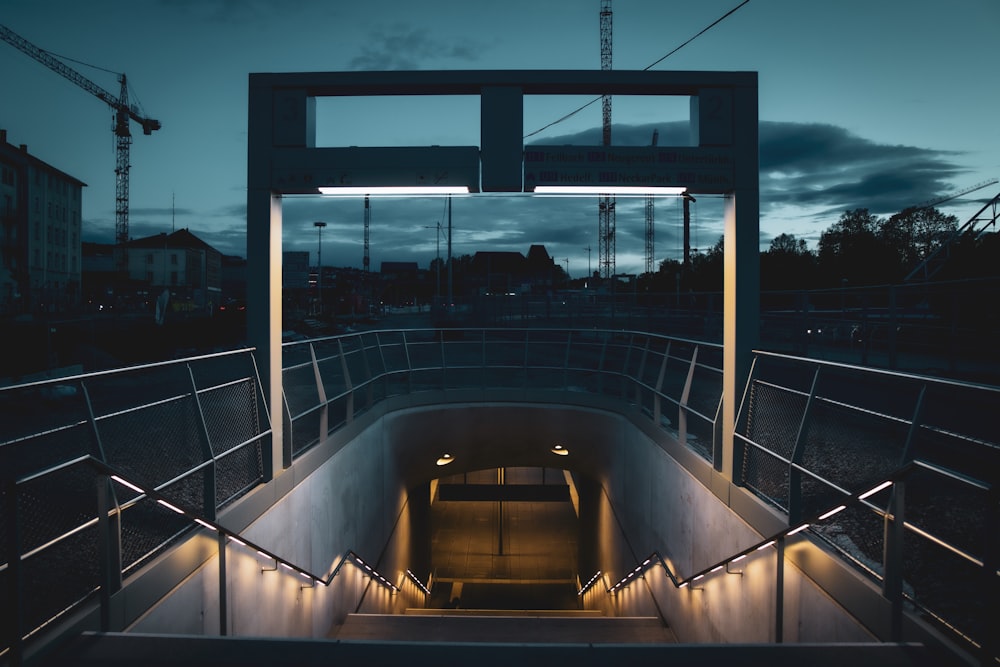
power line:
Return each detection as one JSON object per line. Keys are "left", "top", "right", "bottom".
{"left": 523, "top": 0, "right": 751, "bottom": 140}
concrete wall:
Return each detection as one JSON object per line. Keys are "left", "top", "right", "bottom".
{"left": 126, "top": 396, "right": 874, "bottom": 644}
{"left": 579, "top": 414, "right": 874, "bottom": 643}
{"left": 128, "top": 409, "right": 426, "bottom": 637}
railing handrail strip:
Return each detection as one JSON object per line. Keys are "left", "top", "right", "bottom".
{"left": 752, "top": 348, "right": 1000, "bottom": 394}
{"left": 0, "top": 347, "right": 257, "bottom": 393}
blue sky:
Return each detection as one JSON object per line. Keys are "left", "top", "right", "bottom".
{"left": 2, "top": 0, "right": 997, "bottom": 276}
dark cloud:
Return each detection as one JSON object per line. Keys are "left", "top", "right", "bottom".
{"left": 757, "top": 121, "right": 964, "bottom": 218}
{"left": 534, "top": 119, "right": 966, "bottom": 222}
{"left": 347, "top": 26, "right": 481, "bottom": 70}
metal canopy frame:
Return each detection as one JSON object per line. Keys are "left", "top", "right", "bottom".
{"left": 247, "top": 69, "right": 758, "bottom": 483}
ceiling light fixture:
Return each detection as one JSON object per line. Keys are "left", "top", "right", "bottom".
{"left": 319, "top": 186, "right": 470, "bottom": 196}
{"left": 551, "top": 444, "right": 569, "bottom": 456}
{"left": 532, "top": 185, "right": 687, "bottom": 196}
{"left": 436, "top": 453, "right": 455, "bottom": 466}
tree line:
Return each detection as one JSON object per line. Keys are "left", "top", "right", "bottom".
{"left": 640, "top": 206, "right": 1000, "bottom": 293}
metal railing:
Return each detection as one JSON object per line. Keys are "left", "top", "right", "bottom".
{"left": 734, "top": 351, "right": 998, "bottom": 661}
{"left": 1, "top": 349, "right": 270, "bottom": 663}
{"left": 281, "top": 328, "right": 724, "bottom": 465}
{"left": 4, "top": 326, "right": 995, "bottom": 662}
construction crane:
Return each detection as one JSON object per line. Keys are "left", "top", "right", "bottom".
{"left": 902, "top": 178, "right": 998, "bottom": 214}
{"left": 644, "top": 129, "right": 658, "bottom": 274}
{"left": 903, "top": 180, "right": 1000, "bottom": 282}
{"left": 0, "top": 23, "right": 161, "bottom": 276}
{"left": 598, "top": 0, "right": 615, "bottom": 281}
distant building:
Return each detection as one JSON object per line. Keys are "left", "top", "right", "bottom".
{"left": 380, "top": 261, "right": 421, "bottom": 306}
{"left": 283, "top": 251, "right": 310, "bottom": 289}
{"left": 0, "top": 128, "right": 86, "bottom": 315}
{"left": 127, "top": 228, "right": 222, "bottom": 312}
{"left": 472, "top": 245, "right": 560, "bottom": 294}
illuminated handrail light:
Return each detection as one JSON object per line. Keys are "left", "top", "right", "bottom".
{"left": 859, "top": 480, "right": 894, "bottom": 500}
{"left": 349, "top": 552, "right": 399, "bottom": 593}
{"left": 787, "top": 523, "right": 810, "bottom": 536}
{"left": 818, "top": 505, "right": 847, "bottom": 521}
{"left": 578, "top": 570, "right": 602, "bottom": 596}
{"left": 156, "top": 499, "right": 185, "bottom": 515}
{"left": 406, "top": 569, "right": 432, "bottom": 595}
{"left": 319, "top": 186, "right": 469, "bottom": 196}
{"left": 111, "top": 475, "right": 144, "bottom": 494}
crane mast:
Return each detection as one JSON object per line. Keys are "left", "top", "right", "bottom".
{"left": 598, "top": 0, "right": 615, "bottom": 282}
{"left": 644, "top": 129, "right": 658, "bottom": 274}
{"left": 0, "top": 23, "right": 161, "bottom": 276}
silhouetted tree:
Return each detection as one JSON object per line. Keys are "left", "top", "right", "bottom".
{"left": 817, "top": 209, "right": 898, "bottom": 286}
{"left": 761, "top": 233, "right": 817, "bottom": 290}
{"left": 687, "top": 235, "right": 724, "bottom": 292}
{"left": 881, "top": 206, "right": 958, "bottom": 270}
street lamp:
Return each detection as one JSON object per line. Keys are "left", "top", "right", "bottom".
{"left": 423, "top": 222, "right": 443, "bottom": 300}
{"left": 314, "top": 221, "right": 326, "bottom": 315}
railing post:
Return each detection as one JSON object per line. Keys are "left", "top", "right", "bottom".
{"left": 218, "top": 532, "right": 228, "bottom": 636}
{"left": 96, "top": 474, "right": 122, "bottom": 630}
{"left": 634, "top": 337, "right": 651, "bottom": 406}
{"left": 789, "top": 366, "right": 821, "bottom": 524}
{"left": 678, "top": 345, "right": 699, "bottom": 447}
{"left": 359, "top": 335, "right": 375, "bottom": 410}
{"left": 337, "top": 339, "right": 353, "bottom": 425}
{"left": 882, "top": 480, "right": 905, "bottom": 641}
{"left": 403, "top": 331, "right": 414, "bottom": 395}
{"left": 775, "top": 536, "right": 785, "bottom": 643}
{"left": 653, "top": 340, "right": 671, "bottom": 429}
{"left": 187, "top": 363, "right": 218, "bottom": 521}
{"left": 3, "top": 475, "right": 23, "bottom": 666}
{"left": 310, "top": 342, "right": 329, "bottom": 441}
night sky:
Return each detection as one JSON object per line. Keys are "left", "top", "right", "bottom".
{"left": 2, "top": 0, "right": 997, "bottom": 276}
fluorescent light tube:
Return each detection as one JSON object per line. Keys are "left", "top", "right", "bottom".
{"left": 533, "top": 185, "right": 687, "bottom": 195}
{"left": 319, "top": 186, "right": 469, "bottom": 196}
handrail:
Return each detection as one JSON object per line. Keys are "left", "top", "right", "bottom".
{"left": 603, "top": 460, "right": 995, "bottom": 655}
{"left": 92, "top": 458, "right": 398, "bottom": 593}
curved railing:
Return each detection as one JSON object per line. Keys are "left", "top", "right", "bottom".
{"left": 281, "top": 328, "right": 724, "bottom": 465}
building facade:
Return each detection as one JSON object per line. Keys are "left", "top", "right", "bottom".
{"left": 127, "top": 228, "right": 222, "bottom": 313}
{"left": 0, "top": 129, "right": 86, "bottom": 315}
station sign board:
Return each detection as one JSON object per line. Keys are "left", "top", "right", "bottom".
{"left": 523, "top": 146, "right": 734, "bottom": 194}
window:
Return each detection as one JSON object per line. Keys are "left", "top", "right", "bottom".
{"left": 170, "top": 254, "right": 178, "bottom": 265}
{"left": 170, "top": 271, "right": 178, "bottom": 285}
{"left": 146, "top": 253, "right": 154, "bottom": 264}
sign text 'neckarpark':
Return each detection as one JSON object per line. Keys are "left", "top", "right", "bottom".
{"left": 524, "top": 146, "right": 734, "bottom": 193}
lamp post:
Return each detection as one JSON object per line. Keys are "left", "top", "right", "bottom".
{"left": 314, "top": 221, "right": 326, "bottom": 315}
{"left": 423, "top": 222, "right": 442, "bottom": 301}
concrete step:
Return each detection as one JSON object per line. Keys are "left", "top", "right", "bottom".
{"left": 331, "top": 612, "right": 679, "bottom": 643}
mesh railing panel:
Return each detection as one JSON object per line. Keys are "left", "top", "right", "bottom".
{"left": 20, "top": 525, "right": 100, "bottom": 639}
{"left": 313, "top": 339, "right": 348, "bottom": 399}
{"left": 341, "top": 336, "right": 371, "bottom": 388}
{"left": 96, "top": 397, "right": 205, "bottom": 492}
{"left": 738, "top": 381, "right": 806, "bottom": 510}
{"left": 281, "top": 364, "right": 319, "bottom": 419}
{"left": 688, "top": 364, "right": 722, "bottom": 420}
{"left": 199, "top": 380, "right": 259, "bottom": 456}
{"left": 660, "top": 356, "right": 690, "bottom": 405}
{"left": 215, "top": 442, "right": 264, "bottom": 508}
{"left": 375, "top": 332, "right": 409, "bottom": 373}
